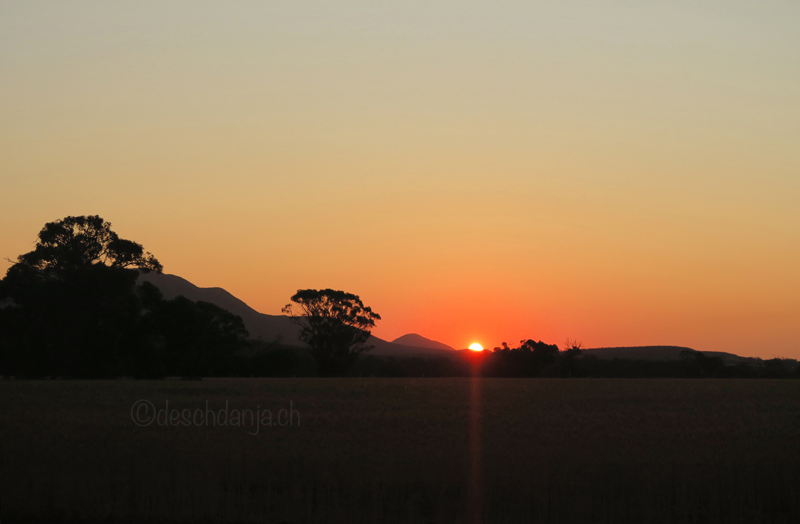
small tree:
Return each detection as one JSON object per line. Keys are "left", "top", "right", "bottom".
{"left": 283, "top": 289, "right": 381, "bottom": 376}
{"left": 561, "top": 338, "right": 583, "bottom": 377}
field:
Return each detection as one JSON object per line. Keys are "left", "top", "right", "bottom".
{"left": 2, "top": 378, "right": 799, "bottom": 523}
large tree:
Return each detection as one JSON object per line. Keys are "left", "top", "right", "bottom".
{"left": 0, "top": 217, "right": 160, "bottom": 377}
{"left": 283, "top": 289, "right": 381, "bottom": 376}
{"left": 0, "top": 216, "right": 164, "bottom": 377}
{"left": 9, "top": 215, "right": 162, "bottom": 274}
{"left": 0, "top": 215, "right": 251, "bottom": 378}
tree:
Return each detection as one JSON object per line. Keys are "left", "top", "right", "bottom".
{"left": 0, "top": 264, "right": 145, "bottom": 377}
{"left": 9, "top": 215, "right": 162, "bottom": 274}
{"left": 561, "top": 338, "right": 583, "bottom": 377}
{"left": 283, "top": 289, "right": 381, "bottom": 376}
{"left": 520, "top": 339, "right": 560, "bottom": 375}
{"left": 0, "top": 215, "right": 163, "bottom": 377}
{"left": 142, "top": 287, "right": 249, "bottom": 378}
{"left": 485, "top": 339, "right": 560, "bottom": 377}
{"left": 0, "top": 215, "right": 255, "bottom": 379}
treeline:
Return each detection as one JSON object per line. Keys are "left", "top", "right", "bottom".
{"left": 222, "top": 341, "right": 800, "bottom": 379}
{"left": 0, "top": 265, "right": 253, "bottom": 379}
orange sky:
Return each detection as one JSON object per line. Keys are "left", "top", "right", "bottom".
{"left": 1, "top": 2, "right": 799, "bottom": 358}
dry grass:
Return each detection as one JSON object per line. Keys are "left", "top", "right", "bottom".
{"left": 1, "top": 378, "right": 799, "bottom": 523}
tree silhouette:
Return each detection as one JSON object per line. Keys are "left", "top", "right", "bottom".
{"left": 0, "top": 215, "right": 245, "bottom": 378}
{"left": 0, "top": 264, "right": 146, "bottom": 377}
{"left": 1, "top": 216, "right": 165, "bottom": 377}
{"left": 487, "top": 339, "right": 560, "bottom": 377}
{"left": 283, "top": 289, "right": 380, "bottom": 377}
{"left": 9, "top": 215, "right": 162, "bottom": 274}
{"left": 141, "top": 286, "right": 249, "bottom": 378}
{"left": 561, "top": 338, "right": 583, "bottom": 377}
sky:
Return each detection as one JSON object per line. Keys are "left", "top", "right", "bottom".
{"left": 1, "top": 1, "right": 799, "bottom": 357}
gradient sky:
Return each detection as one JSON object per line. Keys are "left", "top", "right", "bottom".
{"left": 2, "top": 2, "right": 799, "bottom": 357}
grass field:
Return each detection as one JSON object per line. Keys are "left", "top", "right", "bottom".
{"left": 2, "top": 378, "right": 799, "bottom": 523}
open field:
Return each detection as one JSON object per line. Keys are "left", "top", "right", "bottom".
{"left": 2, "top": 378, "right": 800, "bottom": 523}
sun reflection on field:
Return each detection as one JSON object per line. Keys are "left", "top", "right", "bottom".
{"left": 468, "top": 353, "right": 483, "bottom": 524}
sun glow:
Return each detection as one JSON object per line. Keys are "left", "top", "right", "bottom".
{"left": 468, "top": 343, "right": 484, "bottom": 351}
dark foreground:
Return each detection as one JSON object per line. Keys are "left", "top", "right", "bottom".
{"left": 2, "top": 379, "right": 799, "bottom": 523}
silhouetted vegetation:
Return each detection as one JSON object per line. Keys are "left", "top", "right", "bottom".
{"left": 139, "top": 286, "right": 249, "bottom": 378}
{"left": 217, "top": 342, "right": 799, "bottom": 379}
{"left": 227, "top": 341, "right": 318, "bottom": 377}
{"left": 349, "top": 343, "right": 799, "bottom": 379}
{"left": 7, "top": 214, "right": 162, "bottom": 273}
{"left": 0, "top": 216, "right": 249, "bottom": 378}
{"left": 283, "top": 288, "right": 380, "bottom": 377}
{"left": 483, "top": 339, "right": 561, "bottom": 377}
{"left": 356, "top": 341, "right": 798, "bottom": 379}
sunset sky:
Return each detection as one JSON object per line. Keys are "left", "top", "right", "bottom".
{"left": 2, "top": 2, "right": 798, "bottom": 358}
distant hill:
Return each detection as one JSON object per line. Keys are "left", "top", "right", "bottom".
{"left": 137, "top": 272, "right": 301, "bottom": 343}
{"left": 583, "top": 346, "right": 760, "bottom": 364}
{"left": 137, "top": 272, "right": 453, "bottom": 358}
{"left": 391, "top": 333, "right": 455, "bottom": 351}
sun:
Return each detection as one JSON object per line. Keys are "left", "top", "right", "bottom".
{"left": 468, "top": 343, "right": 484, "bottom": 351}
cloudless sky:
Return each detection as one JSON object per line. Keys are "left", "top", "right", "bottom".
{"left": 2, "top": 1, "right": 799, "bottom": 357}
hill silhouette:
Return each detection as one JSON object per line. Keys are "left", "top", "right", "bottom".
{"left": 391, "top": 333, "right": 455, "bottom": 351}
{"left": 583, "top": 346, "right": 759, "bottom": 365}
{"left": 136, "top": 272, "right": 453, "bottom": 358}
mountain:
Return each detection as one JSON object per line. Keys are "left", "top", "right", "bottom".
{"left": 583, "top": 346, "right": 759, "bottom": 364}
{"left": 136, "top": 272, "right": 453, "bottom": 358}
{"left": 137, "top": 272, "right": 301, "bottom": 343}
{"left": 392, "top": 333, "right": 455, "bottom": 351}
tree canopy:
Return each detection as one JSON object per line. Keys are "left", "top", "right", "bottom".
{"left": 9, "top": 215, "right": 162, "bottom": 275}
{"left": 283, "top": 289, "right": 381, "bottom": 376}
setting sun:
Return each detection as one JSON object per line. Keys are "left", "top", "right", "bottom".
{"left": 468, "top": 343, "right": 484, "bottom": 351}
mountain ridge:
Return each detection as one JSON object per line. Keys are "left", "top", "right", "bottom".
{"left": 391, "top": 333, "right": 455, "bottom": 351}
{"left": 583, "top": 345, "right": 760, "bottom": 364}
{"left": 136, "top": 272, "right": 453, "bottom": 358}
